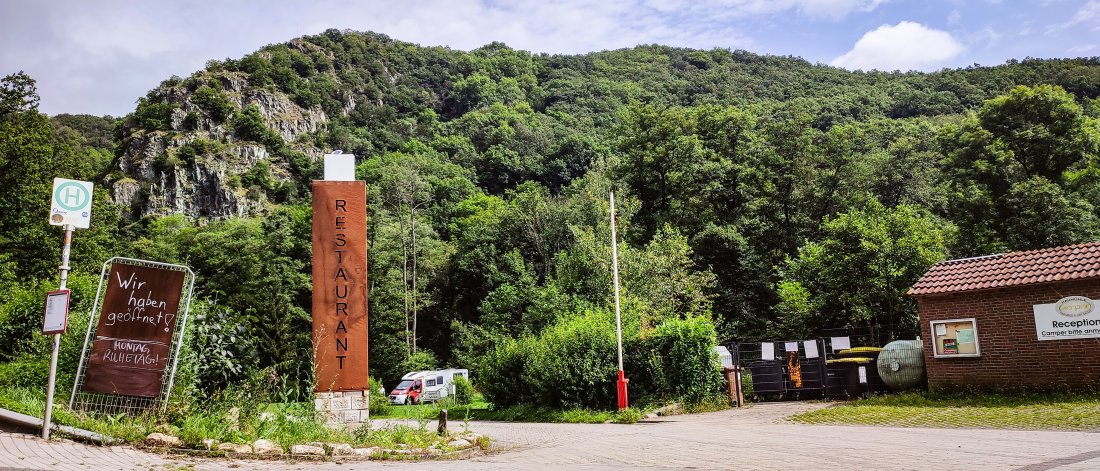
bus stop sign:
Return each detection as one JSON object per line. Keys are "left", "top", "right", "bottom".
{"left": 50, "top": 178, "right": 93, "bottom": 229}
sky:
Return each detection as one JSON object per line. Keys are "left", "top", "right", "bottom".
{"left": 1, "top": 0, "right": 1098, "bottom": 117}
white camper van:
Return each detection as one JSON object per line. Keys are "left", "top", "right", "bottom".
{"left": 389, "top": 368, "right": 469, "bottom": 405}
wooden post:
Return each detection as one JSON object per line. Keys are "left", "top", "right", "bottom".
{"left": 735, "top": 366, "right": 745, "bottom": 406}
{"left": 437, "top": 409, "right": 448, "bottom": 435}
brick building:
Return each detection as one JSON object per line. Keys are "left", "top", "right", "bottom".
{"left": 909, "top": 241, "right": 1100, "bottom": 391}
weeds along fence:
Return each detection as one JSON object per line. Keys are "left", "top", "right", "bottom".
{"left": 732, "top": 325, "right": 924, "bottom": 402}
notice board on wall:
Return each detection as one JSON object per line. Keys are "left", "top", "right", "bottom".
{"left": 931, "top": 318, "right": 980, "bottom": 358}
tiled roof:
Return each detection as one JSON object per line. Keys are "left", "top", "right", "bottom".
{"left": 908, "top": 241, "right": 1100, "bottom": 296}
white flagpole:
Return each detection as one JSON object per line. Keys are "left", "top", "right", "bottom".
{"left": 610, "top": 191, "right": 628, "bottom": 409}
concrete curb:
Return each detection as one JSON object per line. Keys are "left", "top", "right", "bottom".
{"left": 0, "top": 407, "right": 119, "bottom": 445}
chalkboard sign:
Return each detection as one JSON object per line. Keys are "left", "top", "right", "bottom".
{"left": 83, "top": 264, "right": 186, "bottom": 397}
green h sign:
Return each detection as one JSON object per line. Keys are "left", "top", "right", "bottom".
{"left": 54, "top": 182, "right": 90, "bottom": 211}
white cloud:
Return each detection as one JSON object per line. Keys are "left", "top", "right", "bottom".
{"left": 1047, "top": 0, "right": 1100, "bottom": 33}
{"left": 947, "top": 10, "right": 961, "bottom": 25}
{"left": 791, "top": 0, "right": 889, "bottom": 19}
{"left": 1067, "top": 44, "right": 1096, "bottom": 54}
{"left": 644, "top": 0, "right": 889, "bottom": 21}
{"left": 830, "top": 21, "right": 965, "bottom": 71}
{"left": 1069, "top": 0, "right": 1100, "bottom": 30}
{"left": 970, "top": 26, "right": 1003, "bottom": 48}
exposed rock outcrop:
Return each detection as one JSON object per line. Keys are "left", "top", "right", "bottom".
{"left": 111, "top": 70, "right": 328, "bottom": 219}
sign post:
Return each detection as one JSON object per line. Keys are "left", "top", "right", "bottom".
{"left": 610, "top": 191, "right": 628, "bottom": 410}
{"left": 43, "top": 177, "right": 93, "bottom": 439}
{"left": 311, "top": 152, "right": 371, "bottom": 424}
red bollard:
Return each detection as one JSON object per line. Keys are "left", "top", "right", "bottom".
{"left": 616, "top": 370, "right": 630, "bottom": 410}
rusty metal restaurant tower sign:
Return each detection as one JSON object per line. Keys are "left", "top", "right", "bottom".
{"left": 312, "top": 153, "right": 369, "bottom": 392}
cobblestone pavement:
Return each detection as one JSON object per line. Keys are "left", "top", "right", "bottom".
{"left": 3, "top": 402, "right": 1100, "bottom": 470}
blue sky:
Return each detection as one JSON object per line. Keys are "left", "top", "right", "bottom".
{"left": 1, "top": 0, "right": 1098, "bottom": 116}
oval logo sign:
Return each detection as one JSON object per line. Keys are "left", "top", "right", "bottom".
{"left": 1056, "top": 296, "right": 1093, "bottom": 317}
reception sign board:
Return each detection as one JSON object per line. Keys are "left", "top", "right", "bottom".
{"left": 1034, "top": 296, "right": 1100, "bottom": 341}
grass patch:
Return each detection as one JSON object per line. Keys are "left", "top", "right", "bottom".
{"left": 470, "top": 405, "right": 648, "bottom": 424}
{"left": 370, "top": 394, "right": 492, "bottom": 421}
{"left": 0, "top": 386, "right": 465, "bottom": 451}
{"left": 378, "top": 402, "right": 615, "bottom": 423}
{"left": 790, "top": 391, "right": 1100, "bottom": 431}
{"left": 373, "top": 394, "right": 651, "bottom": 424}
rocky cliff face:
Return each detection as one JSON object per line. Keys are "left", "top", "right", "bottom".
{"left": 110, "top": 69, "right": 329, "bottom": 219}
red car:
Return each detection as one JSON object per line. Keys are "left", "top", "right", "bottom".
{"left": 389, "top": 377, "right": 423, "bottom": 405}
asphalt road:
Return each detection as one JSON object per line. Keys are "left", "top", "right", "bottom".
{"left": 3, "top": 402, "right": 1099, "bottom": 470}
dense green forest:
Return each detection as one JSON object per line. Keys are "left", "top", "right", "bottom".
{"left": 2, "top": 30, "right": 1100, "bottom": 409}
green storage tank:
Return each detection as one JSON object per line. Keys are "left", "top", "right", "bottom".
{"left": 876, "top": 339, "right": 925, "bottom": 390}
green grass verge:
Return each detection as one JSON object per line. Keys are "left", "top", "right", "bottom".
{"left": 789, "top": 391, "right": 1100, "bottom": 431}
{"left": 0, "top": 386, "right": 469, "bottom": 451}
{"left": 369, "top": 392, "right": 653, "bottom": 424}
{"left": 375, "top": 400, "right": 646, "bottom": 424}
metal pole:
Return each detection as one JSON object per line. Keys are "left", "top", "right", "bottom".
{"left": 610, "top": 192, "right": 628, "bottom": 410}
{"left": 161, "top": 268, "right": 195, "bottom": 411}
{"left": 70, "top": 257, "right": 115, "bottom": 408}
{"left": 44, "top": 225, "right": 73, "bottom": 439}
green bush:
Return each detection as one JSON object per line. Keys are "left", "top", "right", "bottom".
{"left": 191, "top": 85, "right": 235, "bottom": 122}
{"left": 0, "top": 356, "right": 47, "bottom": 389}
{"left": 233, "top": 105, "right": 283, "bottom": 147}
{"left": 634, "top": 316, "right": 724, "bottom": 405}
{"left": 476, "top": 310, "right": 618, "bottom": 410}
{"left": 368, "top": 375, "right": 391, "bottom": 415}
{"left": 475, "top": 312, "right": 724, "bottom": 411}
{"left": 476, "top": 336, "right": 535, "bottom": 408}
{"left": 451, "top": 375, "right": 473, "bottom": 406}
{"left": 0, "top": 273, "right": 97, "bottom": 382}
{"left": 524, "top": 310, "right": 618, "bottom": 409}
{"left": 131, "top": 98, "right": 178, "bottom": 131}
{"left": 397, "top": 350, "right": 439, "bottom": 376}
{"left": 0, "top": 280, "right": 50, "bottom": 361}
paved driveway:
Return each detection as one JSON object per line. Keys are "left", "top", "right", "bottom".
{"left": 3, "top": 402, "right": 1099, "bottom": 470}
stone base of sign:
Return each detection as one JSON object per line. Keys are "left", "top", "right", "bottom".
{"left": 314, "top": 390, "right": 371, "bottom": 424}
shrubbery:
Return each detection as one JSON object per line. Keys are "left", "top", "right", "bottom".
{"left": 522, "top": 311, "right": 618, "bottom": 408}
{"left": 475, "top": 309, "right": 723, "bottom": 410}
{"left": 0, "top": 273, "right": 97, "bottom": 390}
{"left": 368, "top": 375, "right": 391, "bottom": 415}
{"left": 451, "top": 375, "right": 474, "bottom": 406}
{"left": 631, "top": 316, "right": 724, "bottom": 405}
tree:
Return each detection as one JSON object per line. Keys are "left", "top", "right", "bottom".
{"left": 941, "top": 84, "right": 1100, "bottom": 254}
{"left": 0, "top": 71, "right": 39, "bottom": 116}
{"left": 1003, "top": 176, "right": 1100, "bottom": 249}
{"left": 978, "top": 85, "right": 1098, "bottom": 182}
{"left": 360, "top": 143, "right": 471, "bottom": 355}
{"left": 777, "top": 200, "right": 954, "bottom": 339}
{"left": 0, "top": 72, "right": 119, "bottom": 282}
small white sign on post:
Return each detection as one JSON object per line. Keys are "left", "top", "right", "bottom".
{"left": 830, "top": 336, "right": 851, "bottom": 351}
{"left": 323, "top": 152, "right": 356, "bottom": 181}
{"left": 49, "top": 178, "right": 94, "bottom": 229}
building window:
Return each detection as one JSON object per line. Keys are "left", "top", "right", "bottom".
{"left": 930, "top": 318, "right": 980, "bottom": 358}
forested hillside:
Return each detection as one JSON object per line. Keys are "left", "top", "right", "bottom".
{"left": 2, "top": 29, "right": 1099, "bottom": 405}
